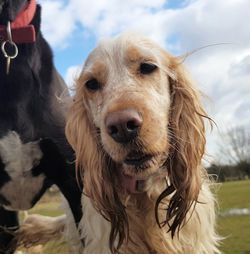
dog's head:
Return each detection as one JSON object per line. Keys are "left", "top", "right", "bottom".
{"left": 66, "top": 33, "right": 209, "bottom": 252}
{"left": 0, "top": 0, "right": 28, "bottom": 24}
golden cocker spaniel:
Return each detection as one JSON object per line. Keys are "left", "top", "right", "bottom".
{"left": 65, "top": 33, "right": 221, "bottom": 254}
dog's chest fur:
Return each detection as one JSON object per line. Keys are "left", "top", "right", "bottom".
{"left": 79, "top": 183, "right": 218, "bottom": 254}
{"left": 0, "top": 131, "right": 46, "bottom": 210}
{"left": 80, "top": 189, "right": 166, "bottom": 254}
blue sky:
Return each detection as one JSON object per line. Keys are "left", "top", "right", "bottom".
{"left": 52, "top": 0, "right": 186, "bottom": 74}
{"left": 40, "top": 0, "right": 194, "bottom": 77}
{"left": 53, "top": 29, "right": 95, "bottom": 76}
{"left": 39, "top": 0, "right": 250, "bottom": 163}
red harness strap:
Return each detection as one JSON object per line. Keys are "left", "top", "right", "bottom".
{"left": 0, "top": 0, "right": 36, "bottom": 44}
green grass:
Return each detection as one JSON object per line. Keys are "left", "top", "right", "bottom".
{"left": 217, "top": 180, "right": 250, "bottom": 212}
{"left": 42, "top": 239, "right": 70, "bottom": 254}
{"left": 18, "top": 180, "right": 250, "bottom": 254}
{"left": 216, "top": 180, "right": 250, "bottom": 254}
{"left": 218, "top": 216, "right": 250, "bottom": 254}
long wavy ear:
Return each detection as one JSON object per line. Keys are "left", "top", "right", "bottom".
{"left": 65, "top": 81, "right": 128, "bottom": 254}
{"left": 65, "top": 89, "right": 102, "bottom": 180}
{"left": 156, "top": 55, "right": 210, "bottom": 236}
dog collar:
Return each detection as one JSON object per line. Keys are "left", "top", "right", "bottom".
{"left": 0, "top": 0, "right": 36, "bottom": 44}
{"left": 119, "top": 167, "right": 168, "bottom": 193}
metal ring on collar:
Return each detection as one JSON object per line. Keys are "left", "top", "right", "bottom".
{"left": 1, "top": 40, "right": 18, "bottom": 59}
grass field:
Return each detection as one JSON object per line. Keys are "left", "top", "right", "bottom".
{"left": 20, "top": 180, "right": 250, "bottom": 254}
{"left": 217, "top": 180, "right": 250, "bottom": 254}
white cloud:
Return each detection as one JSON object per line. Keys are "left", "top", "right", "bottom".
{"left": 185, "top": 48, "right": 250, "bottom": 161}
{"left": 39, "top": 0, "right": 75, "bottom": 48}
{"left": 230, "top": 54, "right": 250, "bottom": 77}
{"left": 39, "top": 0, "right": 173, "bottom": 46}
{"left": 66, "top": 0, "right": 172, "bottom": 45}
{"left": 167, "top": 0, "right": 250, "bottom": 50}
{"left": 39, "top": 0, "right": 250, "bottom": 52}
{"left": 64, "top": 65, "right": 81, "bottom": 89}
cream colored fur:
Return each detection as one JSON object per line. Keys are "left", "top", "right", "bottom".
{"left": 67, "top": 33, "right": 222, "bottom": 254}
{"left": 62, "top": 196, "right": 84, "bottom": 254}
{"left": 79, "top": 178, "right": 220, "bottom": 254}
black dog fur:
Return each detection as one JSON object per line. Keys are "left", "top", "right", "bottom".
{"left": 0, "top": 1, "right": 82, "bottom": 253}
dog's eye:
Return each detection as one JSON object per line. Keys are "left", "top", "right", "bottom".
{"left": 140, "top": 63, "right": 157, "bottom": 74}
{"left": 85, "top": 78, "right": 101, "bottom": 91}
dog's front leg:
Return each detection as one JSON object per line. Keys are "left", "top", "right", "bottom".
{"left": 37, "top": 138, "right": 83, "bottom": 225}
{"left": 0, "top": 207, "right": 18, "bottom": 254}
{"left": 35, "top": 138, "right": 84, "bottom": 252}
{"left": 0, "top": 156, "right": 18, "bottom": 254}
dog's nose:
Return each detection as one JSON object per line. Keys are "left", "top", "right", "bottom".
{"left": 105, "top": 109, "right": 142, "bottom": 143}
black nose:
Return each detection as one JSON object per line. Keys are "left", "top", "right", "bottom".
{"left": 105, "top": 109, "right": 142, "bottom": 143}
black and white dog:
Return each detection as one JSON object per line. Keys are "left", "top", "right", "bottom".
{"left": 0, "top": 0, "right": 82, "bottom": 253}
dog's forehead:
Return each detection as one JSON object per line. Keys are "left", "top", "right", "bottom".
{"left": 85, "top": 35, "right": 159, "bottom": 68}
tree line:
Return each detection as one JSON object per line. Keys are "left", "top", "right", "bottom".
{"left": 206, "top": 126, "right": 250, "bottom": 182}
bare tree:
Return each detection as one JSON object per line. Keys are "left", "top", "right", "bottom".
{"left": 218, "top": 126, "right": 250, "bottom": 175}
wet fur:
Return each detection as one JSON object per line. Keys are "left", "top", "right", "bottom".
{"left": 66, "top": 33, "right": 221, "bottom": 253}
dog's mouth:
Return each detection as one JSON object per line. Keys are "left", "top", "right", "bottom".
{"left": 118, "top": 151, "right": 167, "bottom": 193}
{"left": 124, "top": 152, "right": 153, "bottom": 167}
